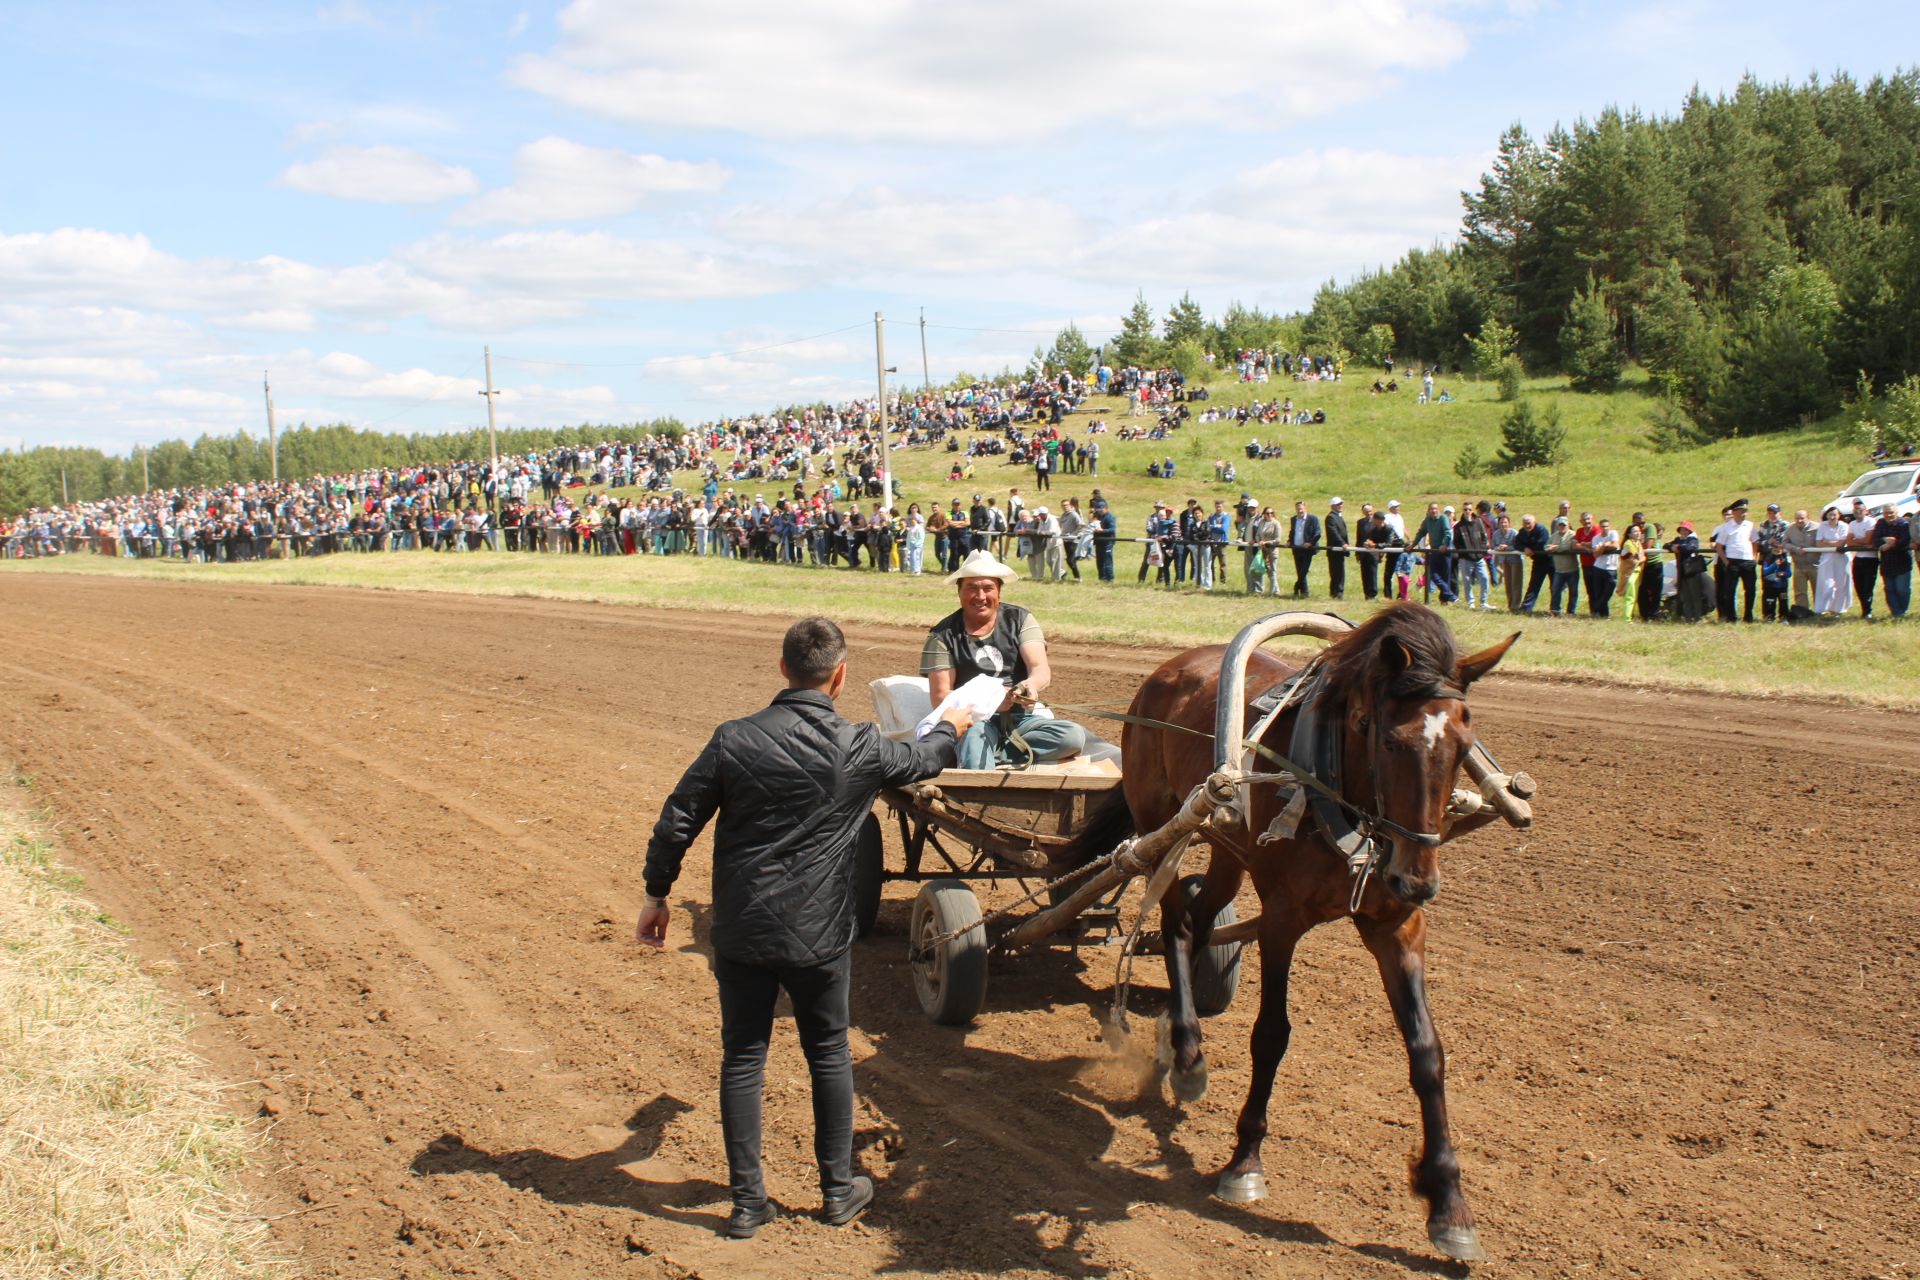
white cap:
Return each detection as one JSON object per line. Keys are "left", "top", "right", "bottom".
{"left": 1329, "top": 496, "right": 1343, "bottom": 505}
{"left": 1387, "top": 499, "right": 1401, "bottom": 509}
{"left": 1033, "top": 506, "right": 1048, "bottom": 516}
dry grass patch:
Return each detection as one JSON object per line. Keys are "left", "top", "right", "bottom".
{"left": 0, "top": 778, "right": 294, "bottom": 1279}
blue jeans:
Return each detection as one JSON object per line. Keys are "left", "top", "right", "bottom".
{"left": 1461, "top": 557, "right": 1491, "bottom": 606}
{"left": 1882, "top": 567, "right": 1911, "bottom": 618}
{"left": 1551, "top": 569, "right": 1580, "bottom": 614}
{"left": 958, "top": 713, "right": 1088, "bottom": 769}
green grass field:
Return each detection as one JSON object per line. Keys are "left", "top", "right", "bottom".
{"left": 5, "top": 369, "right": 1903, "bottom": 704}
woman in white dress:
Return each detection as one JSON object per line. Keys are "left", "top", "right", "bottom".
{"left": 1814, "top": 504, "right": 1852, "bottom": 616}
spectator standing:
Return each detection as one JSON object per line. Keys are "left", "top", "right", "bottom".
{"left": 1547, "top": 517, "right": 1580, "bottom": 615}
{"left": 1324, "top": 497, "right": 1349, "bottom": 599}
{"left": 1669, "top": 521, "right": 1713, "bottom": 621}
{"left": 1846, "top": 498, "right": 1879, "bottom": 620}
{"left": 1246, "top": 504, "right": 1280, "bottom": 596}
{"left": 1454, "top": 505, "right": 1492, "bottom": 609}
{"left": 1092, "top": 499, "right": 1117, "bottom": 581}
{"left": 1712, "top": 500, "right": 1758, "bottom": 622}
{"left": 1288, "top": 500, "right": 1321, "bottom": 597}
{"left": 1585, "top": 518, "right": 1621, "bottom": 618}
{"left": 1784, "top": 508, "right": 1819, "bottom": 617}
{"left": 1491, "top": 513, "right": 1521, "bottom": 612}
{"left": 1057, "top": 498, "right": 1083, "bottom": 582}
{"left": 1813, "top": 505, "right": 1852, "bottom": 616}
{"left": 1874, "top": 505, "right": 1911, "bottom": 619}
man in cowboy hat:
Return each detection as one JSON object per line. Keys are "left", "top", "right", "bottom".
{"left": 921, "top": 550, "right": 1088, "bottom": 769}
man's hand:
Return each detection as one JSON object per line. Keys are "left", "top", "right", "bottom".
{"left": 940, "top": 703, "right": 976, "bottom": 734}
{"left": 635, "top": 900, "right": 670, "bottom": 947}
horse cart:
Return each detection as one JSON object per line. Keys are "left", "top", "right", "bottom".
{"left": 861, "top": 611, "right": 1537, "bottom": 1028}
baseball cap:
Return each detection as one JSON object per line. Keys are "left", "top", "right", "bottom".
{"left": 1387, "top": 499, "right": 1401, "bottom": 509}
{"left": 1767, "top": 502, "right": 1781, "bottom": 512}
{"left": 1329, "top": 496, "right": 1343, "bottom": 505}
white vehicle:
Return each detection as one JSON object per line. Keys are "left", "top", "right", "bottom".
{"left": 1834, "top": 461, "right": 1920, "bottom": 518}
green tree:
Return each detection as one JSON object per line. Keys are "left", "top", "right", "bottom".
{"left": 1492, "top": 400, "right": 1567, "bottom": 472}
{"left": 1560, "top": 272, "right": 1624, "bottom": 392}
{"left": 1163, "top": 292, "right": 1207, "bottom": 347}
{"left": 1353, "top": 323, "right": 1396, "bottom": 368}
{"left": 1039, "top": 322, "right": 1094, "bottom": 377}
{"left": 1112, "top": 292, "right": 1164, "bottom": 367}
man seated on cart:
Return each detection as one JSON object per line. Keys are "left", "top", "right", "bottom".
{"left": 921, "top": 549, "right": 1089, "bottom": 770}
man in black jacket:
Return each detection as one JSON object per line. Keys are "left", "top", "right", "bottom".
{"left": 1323, "top": 497, "right": 1350, "bottom": 599}
{"left": 639, "top": 617, "right": 970, "bottom": 1238}
{"left": 1287, "top": 500, "right": 1321, "bottom": 597}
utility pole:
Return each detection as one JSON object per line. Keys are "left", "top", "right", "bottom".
{"left": 140, "top": 443, "right": 149, "bottom": 495}
{"left": 61, "top": 469, "right": 69, "bottom": 505}
{"left": 919, "top": 307, "right": 931, "bottom": 392}
{"left": 479, "top": 345, "right": 500, "bottom": 472}
{"left": 874, "top": 312, "right": 890, "bottom": 511}
{"left": 263, "top": 373, "right": 278, "bottom": 482}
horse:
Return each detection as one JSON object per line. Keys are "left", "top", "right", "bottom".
{"left": 1073, "top": 602, "right": 1517, "bottom": 1262}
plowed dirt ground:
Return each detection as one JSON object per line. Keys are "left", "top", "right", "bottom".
{"left": 1, "top": 573, "right": 1913, "bottom": 1280}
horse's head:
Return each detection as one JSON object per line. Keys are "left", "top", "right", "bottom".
{"left": 1325, "top": 605, "right": 1517, "bottom": 907}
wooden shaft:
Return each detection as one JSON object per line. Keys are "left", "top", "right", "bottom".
{"left": 1463, "top": 740, "right": 1533, "bottom": 828}
{"left": 1000, "top": 774, "right": 1229, "bottom": 950}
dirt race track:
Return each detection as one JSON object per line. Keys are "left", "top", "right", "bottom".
{"left": 1, "top": 574, "right": 1914, "bottom": 1280}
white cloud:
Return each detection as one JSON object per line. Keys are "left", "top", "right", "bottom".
{"left": 513, "top": 0, "right": 1468, "bottom": 142}
{"left": 0, "top": 355, "right": 158, "bottom": 383}
{"left": 0, "top": 226, "right": 790, "bottom": 343}
{"left": 277, "top": 144, "right": 479, "bottom": 203}
{"left": 710, "top": 149, "right": 1480, "bottom": 297}
{"left": 720, "top": 189, "right": 1084, "bottom": 277}
{"left": 396, "top": 229, "right": 792, "bottom": 303}
{"left": 453, "top": 136, "right": 729, "bottom": 226}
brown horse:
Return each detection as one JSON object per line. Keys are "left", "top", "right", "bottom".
{"left": 1099, "top": 603, "right": 1516, "bottom": 1262}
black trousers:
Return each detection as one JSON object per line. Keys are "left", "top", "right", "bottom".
{"left": 1852, "top": 557, "right": 1879, "bottom": 617}
{"left": 1291, "top": 548, "right": 1314, "bottom": 596}
{"left": 714, "top": 950, "right": 853, "bottom": 1210}
{"left": 1721, "top": 559, "right": 1757, "bottom": 620}
{"left": 1358, "top": 551, "right": 1380, "bottom": 599}
{"left": 1522, "top": 557, "right": 1553, "bottom": 612}
{"left": 1326, "top": 550, "right": 1347, "bottom": 598}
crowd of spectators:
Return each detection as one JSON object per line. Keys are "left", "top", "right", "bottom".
{"left": 5, "top": 363, "right": 1906, "bottom": 624}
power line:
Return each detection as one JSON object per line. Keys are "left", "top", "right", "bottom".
{"left": 920, "top": 321, "right": 1117, "bottom": 337}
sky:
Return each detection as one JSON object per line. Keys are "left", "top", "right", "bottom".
{"left": 1, "top": 0, "right": 1913, "bottom": 454}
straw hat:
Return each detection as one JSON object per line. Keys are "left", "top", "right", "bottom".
{"left": 944, "top": 549, "right": 1020, "bottom": 586}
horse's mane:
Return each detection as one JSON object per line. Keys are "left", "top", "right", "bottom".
{"left": 1318, "top": 603, "right": 1458, "bottom": 707}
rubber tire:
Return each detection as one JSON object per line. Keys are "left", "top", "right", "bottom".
{"left": 910, "top": 879, "right": 989, "bottom": 1026}
{"left": 853, "top": 813, "right": 884, "bottom": 939}
{"left": 1180, "top": 874, "right": 1243, "bottom": 1016}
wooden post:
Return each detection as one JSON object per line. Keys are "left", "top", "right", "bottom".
{"left": 481, "top": 345, "right": 499, "bottom": 471}
{"left": 875, "top": 312, "right": 890, "bottom": 509}
{"left": 263, "top": 373, "right": 278, "bottom": 482}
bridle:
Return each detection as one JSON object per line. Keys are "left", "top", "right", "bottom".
{"left": 1279, "top": 666, "right": 1467, "bottom": 908}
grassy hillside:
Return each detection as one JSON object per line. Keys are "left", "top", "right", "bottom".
{"left": 866, "top": 366, "right": 1865, "bottom": 531}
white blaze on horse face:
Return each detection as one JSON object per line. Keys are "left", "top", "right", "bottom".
{"left": 1421, "top": 709, "right": 1450, "bottom": 750}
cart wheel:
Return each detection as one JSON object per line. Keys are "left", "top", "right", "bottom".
{"left": 853, "top": 813, "right": 884, "bottom": 938}
{"left": 1181, "top": 874, "right": 1243, "bottom": 1016}
{"left": 910, "top": 879, "right": 989, "bottom": 1026}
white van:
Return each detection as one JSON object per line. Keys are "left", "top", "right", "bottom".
{"left": 1834, "top": 461, "right": 1920, "bottom": 518}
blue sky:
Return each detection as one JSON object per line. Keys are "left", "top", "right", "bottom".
{"left": 1, "top": 0, "right": 1912, "bottom": 453}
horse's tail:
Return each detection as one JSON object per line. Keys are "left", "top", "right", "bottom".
{"left": 1052, "top": 787, "right": 1138, "bottom": 871}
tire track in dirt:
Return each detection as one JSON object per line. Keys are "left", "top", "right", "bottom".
{"left": 1, "top": 572, "right": 1915, "bottom": 1280}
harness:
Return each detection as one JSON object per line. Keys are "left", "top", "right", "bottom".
{"left": 1059, "top": 663, "right": 1465, "bottom": 911}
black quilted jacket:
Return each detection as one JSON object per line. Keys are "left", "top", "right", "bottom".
{"left": 644, "top": 689, "right": 957, "bottom": 967}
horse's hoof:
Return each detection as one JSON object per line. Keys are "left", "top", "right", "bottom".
{"left": 1170, "top": 1059, "right": 1209, "bottom": 1104}
{"left": 1428, "top": 1223, "right": 1486, "bottom": 1263}
{"left": 1213, "top": 1171, "right": 1266, "bottom": 1204}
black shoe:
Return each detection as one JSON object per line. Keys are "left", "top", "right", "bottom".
{"left": 820, "top": 1175, "right": 874, "bottom": 1227}
{"left": 726, "top": 1202, "right": 777, "bottom": 1239}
